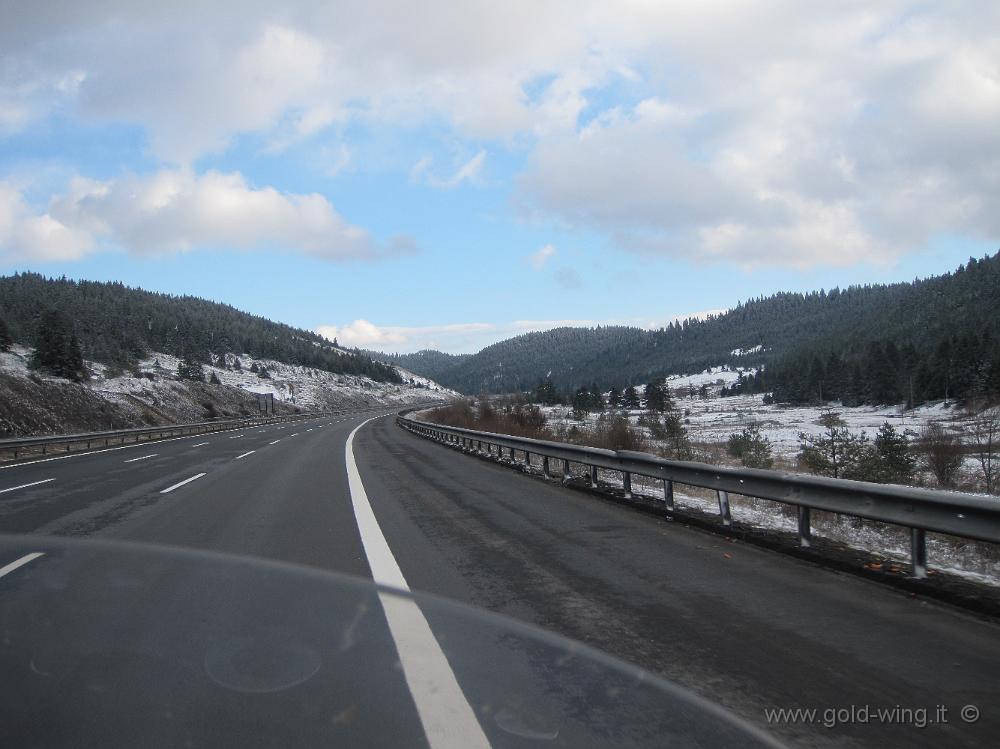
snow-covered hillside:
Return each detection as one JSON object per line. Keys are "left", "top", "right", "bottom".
{"left": 98, "top": 351, "right": 457, "bottom": 410}
{"left": 0, "top": 345, "right": 456, "bottom": 437}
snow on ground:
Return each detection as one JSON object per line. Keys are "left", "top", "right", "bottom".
{"left": 679, "top": 392, "right": 965, "bottom": 458}
{"left": 95, "top": 351, "right": 458, "bottom": 411}
{"left": 545, "top": 366, "right": 971, "bottom": 463}
{"left": 0, "top": 345, "right": 32, "bottom": 376}
{"left": 2, "top": 345, "right": 455, "bottom": 434}
{"left": 663, "top": 366, "right": 743, "bottom": 389}
{"left": 527, "top": 364, "right": 998, "bottom": 583}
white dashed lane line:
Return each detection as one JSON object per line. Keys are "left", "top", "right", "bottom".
{"left": 160, "top": 473, "right": 206, "bottom": 494}
{"left": 234, "top": 451, "right": 255, "bottom": 461}
{"left": 0, "top": 478, "right": 55, "bottom": 495}
{"left": 191, "top": 442, "right": 209, "bottom": 448}
{"left": 269, "top": 440, "right": 280, "bottom": 445}
{"left": 123, "top": 454, "right": 158, "bottom": 463}
{"left": 0, "top": 552, "right": 45, "bottom": 580}
{"left": 229, "top": 435, "right": 245, "bottom": 439}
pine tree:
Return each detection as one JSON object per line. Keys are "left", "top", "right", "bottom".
{"left": 177, "top": 357, "right": 204, "bottom": 382}
{"left": 0, "top": 317, "right": 12, "bottom": 351}
{"left": 798, "top": 412, "right": 864, "bottom": 478}
{"left": 643, "top": 378, "right": 671, "bottom": 413}
{"left": 727, "top": 423, "right": 774, "bottom": 469}
{"left": 608, "top": 386, "right": 621, "bottom": 408}
{"left": 533, "top": 378, "right": 559, "bottom": 405}
{"left": 622, "top": 385, "right": 641, "bottom": 410}
{"left": 589, "top": 382, "right": 605, "bottom": 411}
{"left": 30, "top": 309, "right": 85, "bottom": 381}
{"left": 872, "top": 422, "right": 916, "bottom": 484}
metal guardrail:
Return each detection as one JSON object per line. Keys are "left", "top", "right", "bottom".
{"left": 397, "top": 413, "right": 1000, "bottom": 578}
{"left": 0, "top": 408, "right": 359, "bottom": 460}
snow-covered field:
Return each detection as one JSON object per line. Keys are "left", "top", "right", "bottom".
{"left": 546, "top": 366, "right": 971, "bottom": 464}
{"left": 531, "top": 365, "right": 999, "bottom": 584}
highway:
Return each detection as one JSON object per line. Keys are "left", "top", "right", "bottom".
{"left": 1, "top": 410, "right": 998, "bottom": 747}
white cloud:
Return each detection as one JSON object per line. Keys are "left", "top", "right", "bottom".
{"left": 315, "top": 310, "right": 724, "bottom": 354}
{"left": 526, "top": 243, "right": 556, "bottom": 269}
{"left": 0, "top": 170, "right": 413, "bottom": 263}
{"left": 2, "top": 2, "right": 998, "bottom": 268}
{"left": 0, "top": 3, "right": 604, "bottom": 160}
{"left": 413, "top": 150, "right": 487, "bottom": 189}
{"left": 516, "top": 3, "right": 1000, "bottom": 268}
{"left": 316, "top": 320, "right": 495, "bottom": 350}
{"left": 0, "top": 182, "right": 93, "bottom": 262}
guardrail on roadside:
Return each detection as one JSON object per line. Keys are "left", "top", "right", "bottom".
{"left": 0, "top": 408, "right": 355, "bottom": 460}
{"left": 397, "top": 412, "right": 1000, "bottom": 578}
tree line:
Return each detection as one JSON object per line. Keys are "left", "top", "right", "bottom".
{"left": 0, "top": 273, "right": 401, "bottom": 383}
{"left": 375, "top": 252, "right": 1000, "bottom": 409}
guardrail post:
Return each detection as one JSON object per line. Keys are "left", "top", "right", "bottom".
{"left": 590, "top": 465, "right": 598, "bottom": 487}
{"left": 797, "top": 506, "right": 812, "bottom": 548}
{"left": 542, "top": 456, "right": 551, "bottom": 479}
{"left": 911, "top": 528, "right": 927, "bottom": 578}
{"left": 622, "top": 471, "right": 632, "bottom": 498}
{"left": 717, "top": 490, "right": 732, "bottom": 526}
{"left": 663, "top": 480, "right": 674, "bottom": 511}
{"left": 562, "top": 459, "right": 571, "bottom": 484}
{"left": 524, "top": 451, "right": 531, "bottom": 468}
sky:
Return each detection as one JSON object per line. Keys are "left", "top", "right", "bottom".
{"left": 1, "top": 1, "right": 998, "bottom": 354}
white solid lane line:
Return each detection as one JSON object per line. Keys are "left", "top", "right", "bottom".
{"left": 0, "top": 552, "right": 45, "bottom": 580}
{"left": 234, "top": 450, "right": 255, "bottom": 460}
{"left": 269, "top": 439, "right": 281, "bottom": 445}
{"left": 345, "top": 419, "right": 490, "bottom": 749}
{"left": 160, "top": 473, "right": 207, "bottom": 494}
{"left": 0, "top": 478, "right": 55, "bottom": 494}
{"left": 124, "top": 453, "right": 158, "bottom": 463}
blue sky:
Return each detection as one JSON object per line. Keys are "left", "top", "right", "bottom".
{"left": 1, "top": 2, "right": 997, "bottom": 353}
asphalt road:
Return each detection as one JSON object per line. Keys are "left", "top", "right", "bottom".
{"left": 1, "top": 410, "right": 997, "bottom": 747}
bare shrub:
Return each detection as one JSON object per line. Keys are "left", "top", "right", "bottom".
{"left": 588, "top": 413, "right": 648, "bottom": 451}
{"left": 919, "top": 421, "right": 964, "bottom": 488}
{"left": 968, "top": 405, "right": 1000, "bottom": 494}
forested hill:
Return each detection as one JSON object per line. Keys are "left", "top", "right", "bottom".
{"left": 358, "top": 349, "right": 470, "bottom": 384}
{"left": 371, "top": 252, "right": 1000, "bottom": 401}
{"left": 0, "top": 274, "right": 400, "bottom": 383}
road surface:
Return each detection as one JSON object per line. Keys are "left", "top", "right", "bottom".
{"left": 1, "top": 410, "right": 997, "bottom": 747}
